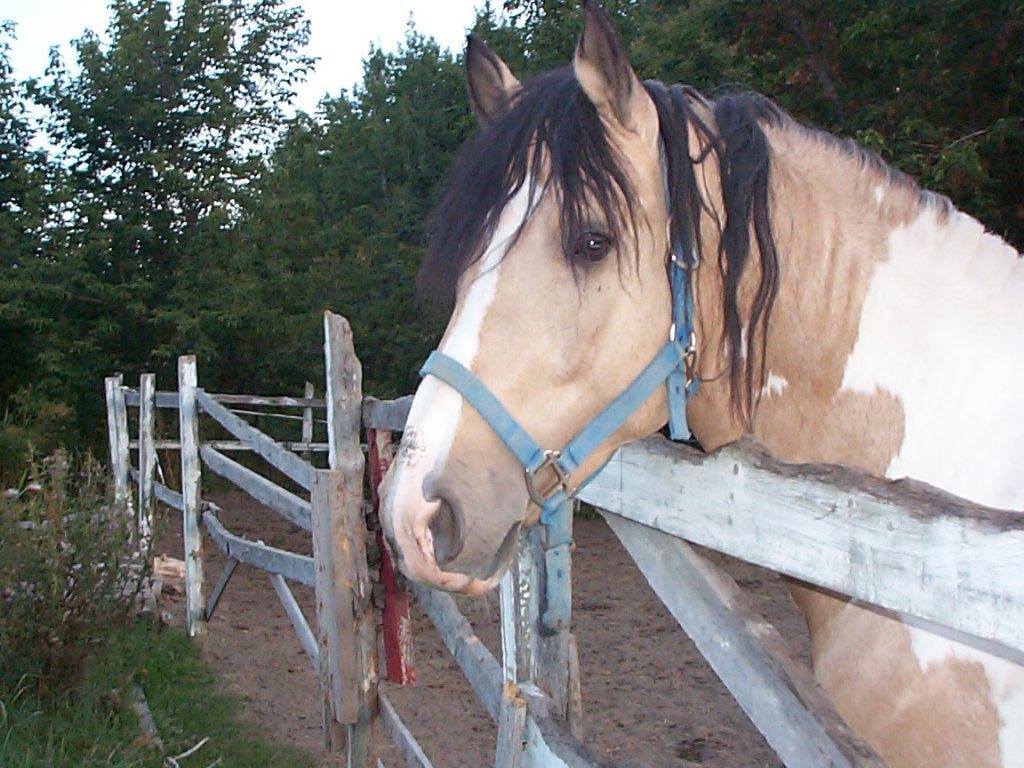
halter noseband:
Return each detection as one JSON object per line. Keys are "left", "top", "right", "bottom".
{"left": 418, "top": 149, "right": 698, "bottom": 629}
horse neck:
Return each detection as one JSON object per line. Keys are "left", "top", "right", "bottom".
{"left": 693, "top": 120, "right": 1024, "bottom": 511}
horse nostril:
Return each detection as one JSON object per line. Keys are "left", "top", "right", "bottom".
{"left": 429, "top": 499, "right": 463, "bottom": 567}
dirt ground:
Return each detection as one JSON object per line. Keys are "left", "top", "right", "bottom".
{"left": 156, "top": 492, "right": 811, "bottom": 768}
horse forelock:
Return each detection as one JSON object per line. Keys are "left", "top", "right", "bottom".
{"left": 418, "top": 66, "right": 644, "bottom": 309}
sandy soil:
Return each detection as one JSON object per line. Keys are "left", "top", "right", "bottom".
{"left": 155, "top": 492, "right": 811, "bottom": 767}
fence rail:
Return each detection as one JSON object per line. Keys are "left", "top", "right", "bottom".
{"left": 580, "top": 437, "right": 1024, "bottom": 659}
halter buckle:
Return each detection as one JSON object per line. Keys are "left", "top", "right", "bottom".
{"left": 525, "top": 449, "right": 574, "bottom": 508}
{"left": 685, "top": 331, "right": 698, "bottom": 384}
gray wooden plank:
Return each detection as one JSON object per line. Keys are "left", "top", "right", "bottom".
{"left": 196, "top": 389, "right": 313, "bottom": 491}
{"left": 378, "top": 691, "right": 436, "bottom": 768}
{"left": 105, "top": 376, "right": 125, "bottom": 504}
{"left": 128, "top": 439, "right": 330, "bottom": 452}
{"left": 200, "top": 445, "right": 312, "bottom": 531}
{"left": 178, "top": 356, "right": 206, "bottom": 642}
{"left": 495, "top": 682, "right": 527, "bottom": 768}
{"left": 321, "top": 312, "right": 375, "bottom": 764}
{"left": 212, "top": 393, "right": 325, "bottom": 408}
{"left": 302, "top": 381, "right": 315, "bottom": 461}
{"left": 310, "top": 468, "right": 372, "bottom": 751}
{"left": 205, "top": 557, "right": 239, "bottom": 622}
{"left": 203, "top": 509, "right": 315, "bottom": 586}
{"left": 153, "top": 479, "right": 184, "bottom": 511}
{"left": 603, "top": 512, "right": 884, "bottom": 768}
{"left": 127, "top": 390, "right": 325, "bottom": 409}
{"left": 137, "top": 373, "right": 156, "bottom": 553}
{"left": 105, "top": 375, "right": 131, "bottom": 511}
{"left": 579, "top": 436, "right": 1024, "bottom": 657}
{"left": 269, "top": 572, "right": 319, "bottom": 671}
{"left": 362, "top": 396, "right": 412, "bottom": 432}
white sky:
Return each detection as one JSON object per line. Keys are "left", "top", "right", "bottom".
{"left": 2, "top": 0, "right": 489, "bottom": 113}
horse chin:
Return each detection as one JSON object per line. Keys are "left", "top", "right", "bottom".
{"left": 386, "top": 497, "right": 522, "bottom": 596}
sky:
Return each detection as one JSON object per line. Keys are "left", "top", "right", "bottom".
{"left": 2, "top": 0, "right": 489, "bottom": 113}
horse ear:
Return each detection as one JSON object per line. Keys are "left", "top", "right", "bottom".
{"left": 573, "top": 0, "right": 656, "bottom": 139}
{"left": 465, "top": 35, "right": 521, "bottom": 126}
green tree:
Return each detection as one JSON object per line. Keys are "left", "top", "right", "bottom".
{"left": 241, "top": 25, "right": 473, "bottom": 397}
{"left": 0, "top": 22, "right": 53, "bottom": 420}
{"left": 11, "top": 0, "right": 313, "bottom": 443}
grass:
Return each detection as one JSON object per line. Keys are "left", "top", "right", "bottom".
{"left": 0, "top": 622, "right": 315, "bottom": 768}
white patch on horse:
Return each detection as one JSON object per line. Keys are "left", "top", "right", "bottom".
{"left": 873, "top": 185, "right": 884, "bottom": 206}
{"left": 759, "top": 372, "right": 788, "bottom": 399}
{"left": 398, "top": 180, "right": 536, "bottom": 477}
{"left": 841, "top": 204, "right": 1024, "bottom": 765}
{"left": 840, "top": 205, "right": 1024, "bottom": 508}
{"left": 907, "top": 624, "right": 1024, "bottom": 767}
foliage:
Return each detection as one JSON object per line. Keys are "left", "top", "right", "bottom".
{"left": 0, "top": 0, "right": 1020, "bottom": 454}
{"left": 237, "top": 26, "right": 472, "bottom": 397}
{"left": 2, "top": 0, "right": 314, "bottom": 448}
{"left": 0, "top": 623, "right": 314, "bottom": 767}
{"left": 0, "top": 399, "right": 76, "bottom": 488}
{"left": 0, "top": 452, "right": 142, "bottom": 693}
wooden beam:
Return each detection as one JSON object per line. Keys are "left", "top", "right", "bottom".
{"left": 322, "top": 312, "right": 375, "bottom": 764}
{"left": 137, "top": 373, "right": 156, "bottom": 554}
{"left": 124, "top": 390, "right": 326, "bottom": 410}
{"left": 378, "top": 692, "right": 435, "bottom": 768}
{"left": 200, "top": 445, "right": 312, "bottom": 531}
{"left": 580, "top": 436, "right": 1024, "bottom": 658}
{"left": 205, "top": 557, "right": 239, "bottom": 622}
{"left": 302, "top": 381, "right": 315, "bottom": 461}
{"left": 367, "top": 428, "right": 415, "bottom": 685}
{"left": 361, "top": 396, "right": 412, "bottom": 432}
{"left": 196, "top": 390, "right": 313, "bottom": 491}
{"left": 128, "top": 439, "right": 330, "bottom": 452}
{"left": 203, "top": 510, "right": 315, "bottom": 586}
{"left": 312, "top": 469, "right": 376, "bottom": 760}
{"left": 178, "top": 356, "right": 206, "bottom": 642}
{"left": 211, "top": 393, "right": 325, "bottom": 408}
{"left": 153, "top": 478, "right": 184, "bottom": 511}
{"left": 604, "top": 512, "right": 884, "bottom": 768}
{"left": 270, "top": 572, "right": 319, "bottom": 672}
{"left": 500, "top": 528, "right": 583, "bottom": 740}
{"left": 324, "top": 312, "right": 364, "bottom": 475}
{"left": 495, "top": 682, "right": 527, "bottom": 768}
{"left": 105, "top": 375, "right": 130, "bottom": 510}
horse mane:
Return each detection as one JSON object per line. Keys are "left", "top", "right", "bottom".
{"left": 645, "top": 82, "right": 782, "bottom": 426}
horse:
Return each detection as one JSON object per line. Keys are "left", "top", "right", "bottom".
{"left": 378, "top": 3, "right": 1024, "bottom": 766}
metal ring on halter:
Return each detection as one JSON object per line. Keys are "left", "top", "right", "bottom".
{"left": 525, "top": 449, "right": 573, "bottom": 508}
{"left": 685, "top": 331, "right": 698, "bottom": 384}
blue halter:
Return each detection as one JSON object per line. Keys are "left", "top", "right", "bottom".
{"left": 419, "top": 155, "right": 698, "bottom": 630}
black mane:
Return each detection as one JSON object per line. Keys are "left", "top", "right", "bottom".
{"left": 419, "top": 67, "right": 783, "bottom": 427}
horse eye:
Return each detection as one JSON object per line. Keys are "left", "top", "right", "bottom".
{"left": 572, "top": 231, "right": 611, "bottom": 263}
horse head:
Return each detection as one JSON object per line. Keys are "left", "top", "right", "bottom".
{"left": 379, "top": 1, "right": 761, "bottom": 594}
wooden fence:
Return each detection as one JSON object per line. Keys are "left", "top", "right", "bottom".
{"left": 108, "top": 311, "right": 1024, "bottom": 768}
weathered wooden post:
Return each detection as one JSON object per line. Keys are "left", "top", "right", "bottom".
{"left": 178, "top": 355, "right": 206, "bottom": 642}
{"left": 104, "top": 374, "right": 131, "bottom": 511}
{"left": 138, "top": 373, "right": 156, "bottom": 555}
{"left": 302, "top": 381, "right": 315, "bottom": 462}
{"left": 500, "top": 518, "right": 584, "bottom": 749}
{"left": 320, "top": 311, "right": 376, "bottom": 765}
{"left": 366, "top": 428, "right": 416, "bottom": 685}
